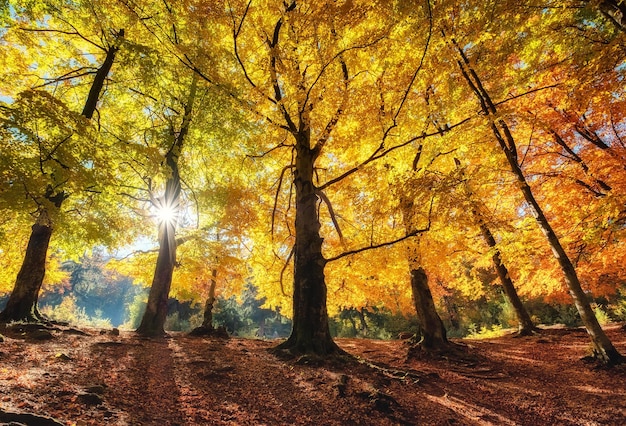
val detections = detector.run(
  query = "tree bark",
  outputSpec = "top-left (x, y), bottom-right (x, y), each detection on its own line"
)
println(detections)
top-left (81, 30), bottom-right (123, 119)
top-left (201, 269), bottom-right (218, 330)
top-left (478, 221), bottom-right (537, 335)
top-left (455, 158), bottom-right (537, 335)
top-left (136, 224), bottom-right (176, 336)
top-left (0, 31), bottom-right (123, 323)
top-left (409, 267), bottom-right (448, 349)
top-left (275, 132), bottom-right (341, 356)
top-left (453, 38), bottom-right (622, 364)
top-left (136, 75), bottom-right (196, 337)
top-left (399, 191), bottom-right (448, 350)
top-left (0, 213), bottom-right (53, 322)
top-left (512, 163), bottom-right (621, 363)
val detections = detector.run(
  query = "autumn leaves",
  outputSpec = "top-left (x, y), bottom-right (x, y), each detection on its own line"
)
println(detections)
top-left (0, 1), bottom-right (624, 363)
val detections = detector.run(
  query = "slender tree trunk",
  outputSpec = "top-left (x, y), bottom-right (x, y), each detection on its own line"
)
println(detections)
top-left (136, 75), bottom-right (196, 337)
top-left (512, 162), bottom-right (621, 363)
top-left (358, 308), bottom-right (368, 335)
top-left (0, 32), bottom-right (123, 323)
top-left (455, 158), bottom-right (537, 334)
top-left (409, 267), bottom-right (448, 348)
top-left (275, 132), bottom-right (340, 356)
top-left (201, 269), bottom-right (218, 330)
top-left (453, 38), bottom-right (622, 364)
top-left (478, 222), bottom-right (537, 335)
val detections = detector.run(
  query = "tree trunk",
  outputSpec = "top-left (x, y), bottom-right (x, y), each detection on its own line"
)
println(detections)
top-left (275, 132), bottom-right (341, 356)
top-left (136, 75), bottom-right (196, 337)
top-left (0, 32), bottom-right (122, 324)
top-left (455, 158), bottom-right (537, 335)
top-left (358, 308), bottom-right (368, 335)
top-left (399, 190), bottom-right (448, 350)
top-left (0, 212), bottom-right (53, 322)
top-left (513, 163), bottom-right (622, 363)
top-left (478, 221), bottom-right (537, 335)
top-left (201, 269), bottom-right (218, 330)
top-left (81, 31), bottom-right (123, 119)
top-left (453, 39), bottom-right (622, 364)
top-left (136, 225), bottom-right (176, 336)
top-left (409, 267), bottom-right (448, 349)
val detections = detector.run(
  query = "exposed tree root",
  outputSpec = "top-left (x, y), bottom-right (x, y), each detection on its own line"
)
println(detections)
top-left (513, 326), bottom-right (542, 337)
top-left (269, 341), bottom-right (353, 367)
top-left (188, 325), bottom-right (229, 338)
top-left (0, 409), bottom-right (65, 426)
top-left (406, 341), bottom-right (485, 366)
top-left (355, 356), bottom-right (436, 383)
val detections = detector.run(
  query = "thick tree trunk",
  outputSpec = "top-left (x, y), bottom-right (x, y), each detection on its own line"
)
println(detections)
top-left (136, 225), bottom-right (176, 336)
top-left (598, 0), bottom-right (626, 32)
top-left (409, 267), bottom-right (448, 349)
top-left (135, 152), bottom-right (181, 337)
top-left (0, 212), bottom-right (53, 322)
top-left (478, 222), bottom-right (537, 335)
top-left (275, 133), bottom-right (340, 356)
top-left (399, 192), bottom-right (448, 350)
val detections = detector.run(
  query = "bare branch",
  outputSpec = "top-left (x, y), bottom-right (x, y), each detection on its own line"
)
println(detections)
top-left (19, 26), bottom-right (107, 52)
top-left (326, 196), bottom-right (434, 264)
top-left (247, 138), bottom-right (292, 158)
top-left (494, 84), bottom-right (561, 107)
top-left (383, 0), bottom-right (433, 143)
top-left (33, 67), bottom-right (98, 88)
top-left (318, 115), bottom-right (474, 190)
top-left (316, 189), bottom-right (343, 243)
top-left (325, 225), bottom-right (429, 264)
top-left (278, 245), bottom-right (294, 297)
top-left (118, 192), bottom-right (151, 203)
top-left (231, 0), bottom-right (257, 89)
top-left (271, 165), bottom-right (295, 238)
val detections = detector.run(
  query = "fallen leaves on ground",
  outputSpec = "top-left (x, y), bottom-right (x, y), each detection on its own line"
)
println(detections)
top-left (0, 324), bottom-right (625, 425)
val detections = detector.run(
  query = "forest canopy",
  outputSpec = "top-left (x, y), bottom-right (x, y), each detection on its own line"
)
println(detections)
top-left (0, 0), bottom-right (625, 362)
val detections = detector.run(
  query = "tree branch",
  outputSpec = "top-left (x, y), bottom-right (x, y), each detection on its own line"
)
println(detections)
top-left (271, 165), bottom-right (295, 238)
top-left (318, 115), bottom-right (474, 190)
top-left (316, 189), bottom-right (344, 243)
top-left (326, 197), bottom-right (434, 264)
top-left (279, 245), bottom-right (294, 297)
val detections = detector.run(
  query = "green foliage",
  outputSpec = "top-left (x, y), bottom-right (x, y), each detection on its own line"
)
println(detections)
top-left (38, 253), bottom-right (146, 327)
top-left (211, 284), bottom-right (292, 337)
top-left (465, 324), bottom-right (508, 340)
top-left (592, 304), bottom-right (611, 326)
top-left (123, 293), bottom-right (147, 330)
top-left (40, 296), bottom-right (112, 328)
top-left (330, 307), bottom-right (419, 340)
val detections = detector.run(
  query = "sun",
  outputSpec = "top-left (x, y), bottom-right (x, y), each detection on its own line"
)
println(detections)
top-left (153, 202), bottom-right (179, 225)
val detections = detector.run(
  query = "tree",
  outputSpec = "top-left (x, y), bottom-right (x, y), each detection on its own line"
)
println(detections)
top-left (135, 75), bottom-right (198, 336)
top-left (454, 159), bottom-right (537, 335)
top-left (224, 0), bottom-right (449, 357)
top-left (449, 32), bottom-right (622, 364)
top-left (0, 3), bottom-right (125, 322)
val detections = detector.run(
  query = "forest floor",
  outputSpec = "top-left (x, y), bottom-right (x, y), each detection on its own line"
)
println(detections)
top-left (0, 323), bottom-right (625, 425)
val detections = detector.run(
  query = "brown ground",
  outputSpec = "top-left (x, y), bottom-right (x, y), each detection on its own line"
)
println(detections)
top-left (0, 324), bottom-right (625, 426)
